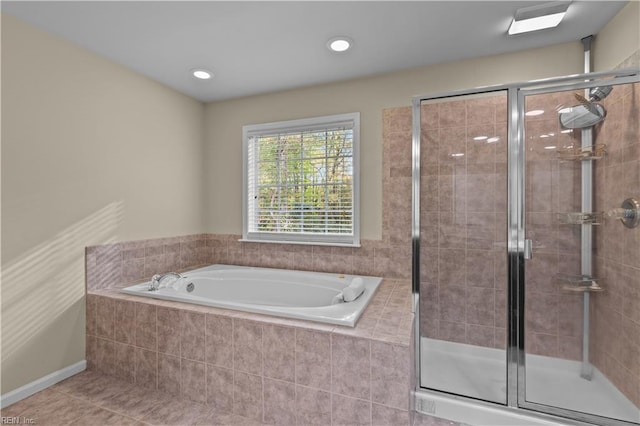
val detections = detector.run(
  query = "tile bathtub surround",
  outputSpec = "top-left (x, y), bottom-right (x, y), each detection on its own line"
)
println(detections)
top-left (80, 107), bottom-right (423, 424)
top-left (86, 235), bottom-right (400, 292)
top-left (86, 277), bottom-right (414, 425)
top-left (85, 234), bottom-right (211, 291)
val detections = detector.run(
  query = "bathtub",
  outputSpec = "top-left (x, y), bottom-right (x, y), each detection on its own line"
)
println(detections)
top-left (121, 264), bottom-right (382, 327)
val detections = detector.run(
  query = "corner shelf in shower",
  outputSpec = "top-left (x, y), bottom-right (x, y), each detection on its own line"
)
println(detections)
top-left (558, 275), bottom-right (604, 293)
top-left (557, 212), bottom-right (604, 225)
top-left (555, 143), bottom-right (606, 161)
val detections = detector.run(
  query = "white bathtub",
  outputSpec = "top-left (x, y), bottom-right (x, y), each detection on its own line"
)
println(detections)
top-left (121, 264), bottom-right (382, 327)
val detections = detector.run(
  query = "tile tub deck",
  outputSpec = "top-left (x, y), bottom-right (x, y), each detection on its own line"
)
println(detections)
top-left (85, 278), bottom-right (415, 425)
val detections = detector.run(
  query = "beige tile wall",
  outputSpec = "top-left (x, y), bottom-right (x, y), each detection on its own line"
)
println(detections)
top-left (592, 81), bottom-right (640, 407)
top-left (414, 95), bottom-right (509, 349)
top-left (413, 89), bottom-right (600, 361)
top-left (410, 75), bottom-right (639, 409)
top-left (86, 235), bottom-right (400, 291)
top-left (85, 234), bottom-right (210, 291)
top-left (523, 91), bottom-right (584, 360)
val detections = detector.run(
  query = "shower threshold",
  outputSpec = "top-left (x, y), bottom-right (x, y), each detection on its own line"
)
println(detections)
top-left (420, 338), bottom-right (639, 424)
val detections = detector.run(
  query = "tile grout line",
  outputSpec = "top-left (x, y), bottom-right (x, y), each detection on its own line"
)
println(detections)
top-left (54, 379), bottom-right (142, 424)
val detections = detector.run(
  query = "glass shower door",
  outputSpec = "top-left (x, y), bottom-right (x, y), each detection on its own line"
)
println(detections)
top-left (520, 77), bottom-right (640, 424)
top-left (418, 90), bottom-right (509, 405)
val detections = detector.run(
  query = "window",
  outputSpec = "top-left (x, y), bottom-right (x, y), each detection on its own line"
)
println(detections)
top-left (242, 112), bottom-right (360, 246)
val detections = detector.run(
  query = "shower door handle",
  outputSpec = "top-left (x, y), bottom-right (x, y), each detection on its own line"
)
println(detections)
top-left (524, 239), bottom-right (533, 260)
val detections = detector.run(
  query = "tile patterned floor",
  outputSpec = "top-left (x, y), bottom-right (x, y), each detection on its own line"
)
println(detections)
top-left (1, 370), bottom-right (457, 426)
top-left (1, 371), bottom-right (261, 426)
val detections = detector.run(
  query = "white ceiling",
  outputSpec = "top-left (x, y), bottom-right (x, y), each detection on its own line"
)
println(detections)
top-left (2, 1), bottom-right (629, 102)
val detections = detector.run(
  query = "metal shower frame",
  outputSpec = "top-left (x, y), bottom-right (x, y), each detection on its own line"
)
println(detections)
top-left (411, 68), bottom-right (640, 426)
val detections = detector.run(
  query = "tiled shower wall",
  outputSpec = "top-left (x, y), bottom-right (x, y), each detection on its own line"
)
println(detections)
top-left (523, 91), bottom-right (584, 360)
top-left (592, 80), bottom-right (640, 407)
top-left (409, 71), bottom-right (639, 407)
top-left (417, 94), bottom-right (510, 349)
top-left (414, 89), bottom-right (590, 359)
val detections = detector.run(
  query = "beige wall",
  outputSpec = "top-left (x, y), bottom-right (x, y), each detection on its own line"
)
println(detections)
top-left (594, 1), bottom-right (640, 71)
top-left (204, 42), bottom-right (584, 239)
top-left (1, 14), bottom-right (205, 393)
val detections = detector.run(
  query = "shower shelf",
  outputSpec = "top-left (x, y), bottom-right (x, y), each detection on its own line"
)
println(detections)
top-left (558, 275), bottom-right (604, 293)
top-left (556, 144), bottom-right (606, 161)
top-left (557, 212), bottom-right (604, 225)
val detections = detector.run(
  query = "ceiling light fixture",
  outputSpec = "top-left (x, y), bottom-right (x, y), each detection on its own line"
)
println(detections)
top-left (191, 69), bottom-right (213, 80)
top-left (525, 109), bottom-right (545, 116)
top-left (508, 1), bottom-right (571, 35)
top-left (487, 137), bottom-right (501, 143)
top-left (473, 136), bottom-right (488, 141)
top-left (327, 37), bottom-right (353, 53)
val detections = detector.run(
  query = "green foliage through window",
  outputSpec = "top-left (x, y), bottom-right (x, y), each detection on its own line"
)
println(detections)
top-left (243, 113), bottom-right (359, 245)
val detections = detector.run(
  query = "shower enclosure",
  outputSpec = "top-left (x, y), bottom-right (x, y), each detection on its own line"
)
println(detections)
top-left (412, 69), bottom-right (640, 426)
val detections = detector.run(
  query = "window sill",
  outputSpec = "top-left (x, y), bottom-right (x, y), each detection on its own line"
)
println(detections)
top-left (238, 238), bottom-right (361, 248)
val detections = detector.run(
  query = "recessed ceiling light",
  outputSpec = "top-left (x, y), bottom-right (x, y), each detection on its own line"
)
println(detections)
top-left (508, 1), bottom-right (571, 35)
top-left (544, 145), bottom-right (557, 150)
top-left (327, 37), bottom-right (353, 53)
top-left (451, 153), bottom-right (465, 157)
top-left (191, 69), bottom-right (213, 80)
top-left (525, 109), bottom-right (545, 116)
top-left (473, 136), bottom-right (488, 141)
top-left (487, 137), bottom-right (501, 143)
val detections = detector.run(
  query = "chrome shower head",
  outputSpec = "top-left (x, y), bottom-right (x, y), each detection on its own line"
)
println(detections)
top-left (559, 104), bottom-right (607, 129)
top-left (558, 86), bottom-right (613, 129)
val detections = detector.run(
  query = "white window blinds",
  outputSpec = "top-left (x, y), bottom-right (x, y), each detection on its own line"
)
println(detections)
top-left (242, 113), bottom-right (360, 246)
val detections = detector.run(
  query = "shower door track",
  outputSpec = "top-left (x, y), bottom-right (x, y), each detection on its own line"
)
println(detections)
top-left (412, 69), bottom-right (640, 426)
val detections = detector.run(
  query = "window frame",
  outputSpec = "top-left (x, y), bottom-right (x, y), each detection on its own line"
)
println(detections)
top-left (241, 112), bottom-right (360, 247)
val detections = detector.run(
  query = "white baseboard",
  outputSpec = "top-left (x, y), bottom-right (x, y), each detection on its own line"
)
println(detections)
top-left (0, 360), bottom-right (86, 409)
